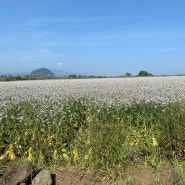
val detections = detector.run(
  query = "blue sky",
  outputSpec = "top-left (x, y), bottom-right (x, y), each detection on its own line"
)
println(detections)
top-left (0, 0), bottom-right (185, 76)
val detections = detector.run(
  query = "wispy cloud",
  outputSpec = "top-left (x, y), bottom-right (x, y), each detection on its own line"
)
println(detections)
top-left (2, 14), bottom-right (185, 51)
top-left (0, 49), bottom-right (66, 63)
top-left (57, 62), bottom-right (63, 67)
top-left (23, 15), bottom-right (129, 25)
top-left (160, 47), bottom-right (176, 52)
top-left (19, 29), bottom-right (185, 49)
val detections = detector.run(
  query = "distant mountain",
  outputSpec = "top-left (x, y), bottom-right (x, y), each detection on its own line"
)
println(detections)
top-left (31, 68), bottom-right (55, 77)
top-left (0, 72), bottom-right (29, 76)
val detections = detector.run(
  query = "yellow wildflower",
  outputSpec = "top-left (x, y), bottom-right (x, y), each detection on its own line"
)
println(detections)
top-left (31, 133), bottom-right (35, 141)
top-left (27, 147), bottom-right (34, 161)
top-left (47, 135), bottom-right (55, 146)
top-left (6, 144), bottom-right (16, 160)
top-left (73, 148), bottom-right (79, 161)
top-left (24, 131), bottom-right (28, 136)
top-left (62, 148), bottom-right (67, 153)
top-left (53, 149), bottom-right (58, 160)
top-left (39, 150), bottom-right (45, 163)
top-left (152, 137), bottom-right (158, 147)
top-left (129, 141), bottom-right (138, 147)
top-left (63, 153), bottom-right (69, 160)
top-left (8, 151), bottom-right (16, 160)
top-left (62, 148), bottom-right (69, 160)
top-left (84, 148), bottom-right (92, 160)
top-left (41, 128), bottom-right (45, 133)
top-left (0, 153), bottom-right (7, 160)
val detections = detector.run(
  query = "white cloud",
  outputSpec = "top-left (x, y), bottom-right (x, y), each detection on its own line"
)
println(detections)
top-left (57, 62), bottom-right (63, 67)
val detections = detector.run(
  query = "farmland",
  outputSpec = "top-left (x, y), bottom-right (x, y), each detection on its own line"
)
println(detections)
top-left (1, 76), bottom-right (185, 106)
top-left (0, 76), bottom-right (185, 183)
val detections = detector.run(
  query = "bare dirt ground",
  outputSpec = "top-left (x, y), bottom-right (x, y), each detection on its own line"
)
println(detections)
top-left (52, 166), bottom-right (175, 185)
top-left (0, 161), bottom-right (181, 185)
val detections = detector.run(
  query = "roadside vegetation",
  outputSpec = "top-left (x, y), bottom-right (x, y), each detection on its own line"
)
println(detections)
top-left (0, 77), bottom-right (185, 183)
top-left (0, 98), bottom-right (185, 181)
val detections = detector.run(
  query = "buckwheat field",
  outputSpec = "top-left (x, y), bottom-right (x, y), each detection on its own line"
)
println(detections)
top-left (0, 76), bottom-right (185, 178)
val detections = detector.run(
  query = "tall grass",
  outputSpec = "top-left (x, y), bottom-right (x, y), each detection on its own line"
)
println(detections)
top-left (0, 98), bottom-right (185, 176)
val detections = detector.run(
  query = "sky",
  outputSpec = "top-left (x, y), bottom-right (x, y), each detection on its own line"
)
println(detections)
top-left (0, 0), bottom-right (185, 76)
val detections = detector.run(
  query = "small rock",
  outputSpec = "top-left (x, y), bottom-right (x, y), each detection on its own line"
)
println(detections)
top-left (7, 163), bottom-right (39, 185)
top-left (0, 176), bottom-right (5, 185)
top-left (31, 170), bottom-right (52, 185)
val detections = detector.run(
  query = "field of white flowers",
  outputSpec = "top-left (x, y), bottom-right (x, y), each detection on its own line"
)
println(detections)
top-left (0, 76), bottom-right (185, 181)
top-left (1, 76), bottom-right (185, 107)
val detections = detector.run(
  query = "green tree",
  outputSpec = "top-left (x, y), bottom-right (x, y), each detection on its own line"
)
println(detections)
top-left (68, 74), bottom-right (77, 78)
top-left (138, 70), bottom-right (152, 76)
top-left (125, 72), bottom-right (132, 77)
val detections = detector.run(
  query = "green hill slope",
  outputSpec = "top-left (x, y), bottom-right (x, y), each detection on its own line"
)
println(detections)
top-left (30, 68), bottom-right (55, 77)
